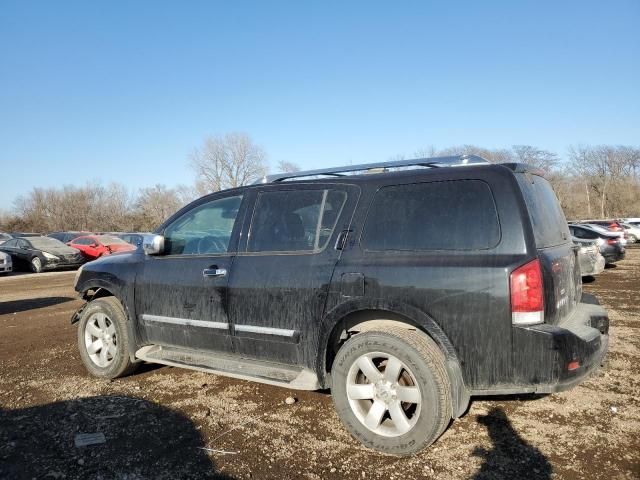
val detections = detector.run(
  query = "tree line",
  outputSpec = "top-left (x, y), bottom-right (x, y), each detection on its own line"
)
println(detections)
top-left (1, 133), bottom-right (638, 234)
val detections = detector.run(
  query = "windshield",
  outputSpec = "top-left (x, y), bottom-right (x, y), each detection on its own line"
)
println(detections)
top-left (96, 235), bottom-right (129, 246)
top-left (28, 237), bottom-right (67, 249)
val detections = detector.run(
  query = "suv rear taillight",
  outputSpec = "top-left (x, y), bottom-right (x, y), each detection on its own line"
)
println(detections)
top-left (607, 238), bottom-right (618, 245)
top-left (510, 259), bottom-right (544, 325)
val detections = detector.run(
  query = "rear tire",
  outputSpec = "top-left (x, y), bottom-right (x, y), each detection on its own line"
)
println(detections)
top-left (331, 326), bottom-right (452, 455)
top-left (30, 257), bottom-right (42, 273)
top-left (629, 234), bottom-right (637, 243)
top-left (77, 297), bottom-right (139, 379)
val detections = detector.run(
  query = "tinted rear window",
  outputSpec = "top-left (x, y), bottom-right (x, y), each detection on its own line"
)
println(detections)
top-left (362, 180), bottom-right (500, 251)
top-left (516, 173), bottom-right (570, 248)
top-left (248, 189), bottom-right (346, 252)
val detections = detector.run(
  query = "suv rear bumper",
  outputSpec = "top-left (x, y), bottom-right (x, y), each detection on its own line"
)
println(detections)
top-left (475, 294), bottom-right (609, 395)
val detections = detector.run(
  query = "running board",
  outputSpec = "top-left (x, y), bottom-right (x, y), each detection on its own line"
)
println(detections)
top-left (135, 345), bottom-right (321, 390)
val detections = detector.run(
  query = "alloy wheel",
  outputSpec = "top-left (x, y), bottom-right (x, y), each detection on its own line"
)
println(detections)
top-left (346, 352), bottom-right (422, 437)
top-left (84, 312), bottom-right (117, 367)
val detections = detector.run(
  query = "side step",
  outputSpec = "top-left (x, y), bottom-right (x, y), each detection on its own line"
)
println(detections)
top-left (135, 345), bottom-right (321, 390)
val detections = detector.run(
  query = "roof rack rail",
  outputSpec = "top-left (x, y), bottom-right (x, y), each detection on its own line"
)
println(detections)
top-left (255, 154), bottom-right (490, 184)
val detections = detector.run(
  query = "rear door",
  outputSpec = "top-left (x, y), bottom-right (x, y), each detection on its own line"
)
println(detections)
top-left (515, 173), bottom-right (580, 325)
top-left (227, 184), bottom-right (358, 366)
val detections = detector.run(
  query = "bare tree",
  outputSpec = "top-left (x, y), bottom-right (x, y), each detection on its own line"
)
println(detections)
top-left (567, 145), bottom-right (640, 218)
top-left (413, 146), bottom-right (438, 158)
top-left (136, 184), bottom-right (183, 231)
top-left (512, 145), bottom-right (558, 172)
top-left (276, 160), bottom-right (301, 173)
top-left (190, 132), bottom-right (268, 193)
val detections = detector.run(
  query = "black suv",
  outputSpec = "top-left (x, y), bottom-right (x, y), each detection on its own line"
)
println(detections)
top-left (72, 155), bottom-right (609, 455)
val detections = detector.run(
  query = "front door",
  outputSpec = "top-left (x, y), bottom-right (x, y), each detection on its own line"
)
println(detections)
top-left (135, 193), bottom-right (247, 353)
top-left (228, 184), bottom-right (358, 366)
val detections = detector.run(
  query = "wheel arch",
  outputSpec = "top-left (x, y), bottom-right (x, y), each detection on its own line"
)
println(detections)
top-left (318, 300), bottom-right (470, 418)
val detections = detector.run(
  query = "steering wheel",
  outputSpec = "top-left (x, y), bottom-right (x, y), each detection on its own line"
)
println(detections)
top-left (197, 236), bottom-right (226, 254)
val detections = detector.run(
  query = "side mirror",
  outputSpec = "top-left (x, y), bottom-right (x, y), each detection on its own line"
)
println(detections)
top-left (142, 234), bottom-right (164, 255)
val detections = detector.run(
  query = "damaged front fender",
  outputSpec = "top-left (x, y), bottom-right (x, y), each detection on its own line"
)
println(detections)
top-left (70, 302), bottom-right (88, 324)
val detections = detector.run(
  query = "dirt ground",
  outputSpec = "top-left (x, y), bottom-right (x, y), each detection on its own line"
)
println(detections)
top-left (1, 250), bottom-right (638, 480)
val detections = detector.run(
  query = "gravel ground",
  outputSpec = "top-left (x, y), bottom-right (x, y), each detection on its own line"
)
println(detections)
top-left (0, 249), bottom-right (638, 479)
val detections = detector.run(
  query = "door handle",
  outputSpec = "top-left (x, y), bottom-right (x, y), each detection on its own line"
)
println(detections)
top-left (335, 229), bottom-right (352, 250)
top-left (203, 267), bottom-right (227, 278)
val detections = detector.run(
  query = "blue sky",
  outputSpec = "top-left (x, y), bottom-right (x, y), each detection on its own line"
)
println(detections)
top-left (1, 0), bottom-right (638, 208)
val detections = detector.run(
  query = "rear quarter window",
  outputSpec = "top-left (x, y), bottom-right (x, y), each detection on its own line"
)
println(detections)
top-left (362, 180), bottom-right (501, 251)
top-left (516, 173), bottom-right (570, 248)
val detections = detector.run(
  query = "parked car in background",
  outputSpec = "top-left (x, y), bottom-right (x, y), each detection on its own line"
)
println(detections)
top-left (68, 234), bottom-right (136, 260)
top-left (72, 156), bottom-right (609, 455)
top-left (0, 251), bottom-right (12, 274)
top-left (573, 238), bottom-right (605, 276)
top-left (584, 223), bottom-right (627, 246)
top-left (0, 236), bottom-right (85, 273)
top-left (619, 223), bottom-right (640, 243)
top-left (584, 219), bottom-right (624, 232)
top-left (9, 232), bottom-right (41, 237)
top-left (117, 232), bottom-right (149, 247)
top-left (48, 231), bottom-right (93, 244)
top-left (0, 232), bottom-right (12, 245)
top-left (569, 224), bottom-right (625, 264)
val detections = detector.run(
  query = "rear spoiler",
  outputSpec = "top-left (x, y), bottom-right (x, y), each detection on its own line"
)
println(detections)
top-left (499, 163), bottom-right (547, 177)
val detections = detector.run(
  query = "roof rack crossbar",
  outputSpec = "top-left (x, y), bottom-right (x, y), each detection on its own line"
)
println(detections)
top-left (256, 155), bottom-right (489, 184)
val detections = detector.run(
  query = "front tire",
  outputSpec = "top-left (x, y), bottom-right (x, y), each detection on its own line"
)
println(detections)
top-left (30, 257), bottom-right (42, 273)
top-left (331, 326), bottom-right (452, 455)
top-left (77, 297), bottom-right (138, 379)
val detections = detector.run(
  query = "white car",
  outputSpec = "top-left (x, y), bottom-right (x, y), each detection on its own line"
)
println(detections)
top-left (620, 223), bottom-right (640, 243)
top-left (0, 251), bottom-right (12, 274)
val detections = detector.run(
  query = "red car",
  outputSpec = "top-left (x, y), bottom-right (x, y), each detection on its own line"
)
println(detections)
top-left (67, 235), bottom-right (136, 260)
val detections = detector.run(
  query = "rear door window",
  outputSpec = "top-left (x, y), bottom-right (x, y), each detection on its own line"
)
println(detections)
top-left (516, 173), bottom-right (570, 248)
top-left (247, 189), bottom-right (347, 253)
top-left (362, 180), bottom-right (500, 251)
